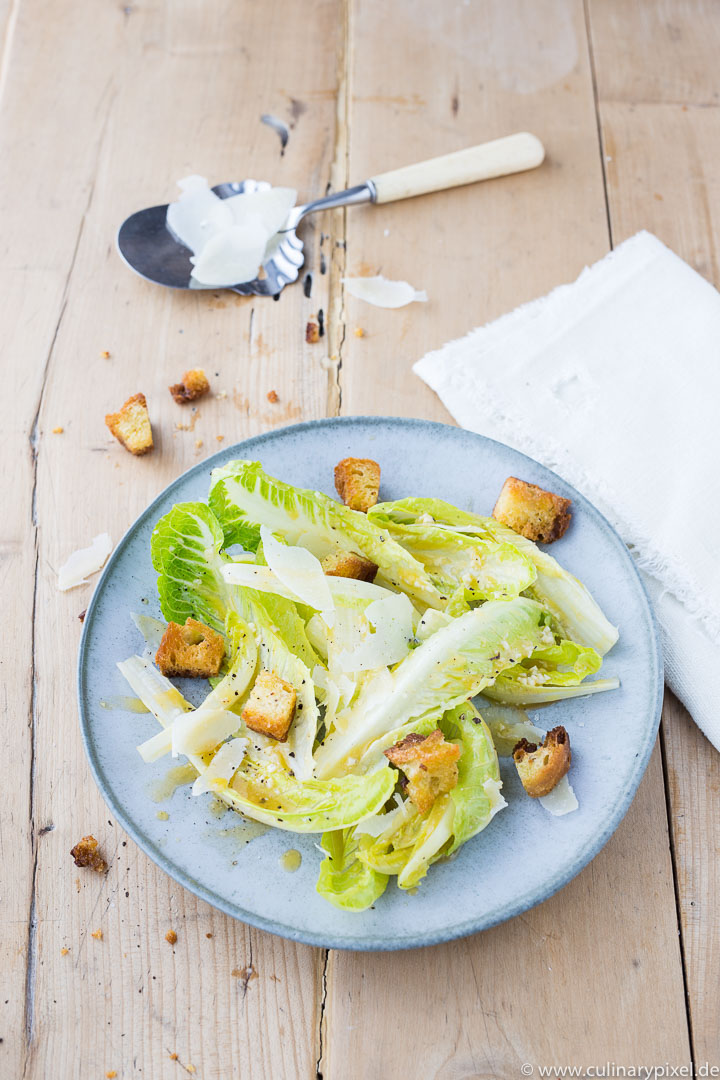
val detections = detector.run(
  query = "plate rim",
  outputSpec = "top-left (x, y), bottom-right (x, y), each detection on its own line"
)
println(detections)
top-left (77, 415), bottom-right (664, 951)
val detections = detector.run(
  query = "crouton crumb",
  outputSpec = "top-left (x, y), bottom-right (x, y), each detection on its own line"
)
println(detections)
top-left (70, 835), bottom-right (107, 873)
top-left (385, 729), bottom-right (461, 815)
top-left (305, 320), bottom-right (320, 344)
top-left (195, 439), bottom-right (203, 449)
top-left (105, 393), bottom-right (153, 456)
top-left (165, 929), bottom-right (177, 945)
top-left (334, 457), bottom-right (381, 513)
top-left (242, 669), bottom-right (297, 741)
top-left (493, 477), bottom-right (571, 544)
top-left (216, 434), bottom-right (225, 442)
top-left (52, 426), bottom-right (64, 434)
top-left (187, 1066), bottom-right (196, 1074)
top-left (206, 933), bottom-right (213, 939)
top-left (169, 1053), bottom-right (179, 1060)
top-left (321, 550), bottom-right (378, 582)
top-left (106, 1072), bottom-right (117, 1078)
top-left (101, 350), bottom-right (111, 359)
top-left (60, 947), bottom-right (69, 956)
top-left (155, 618), bottom-right (225, 679)
top-left (267, 390), bottom-right (279, 404)
top-left (91, 929), bottom-right (103, 940)
top-left (169, 368), bottom-right (210, 405)
top-left (513, 726), bottom-right (571, 797)
top-left (78, 609), bottom-right (87, 623)
top-left (353, 327), bottom-right (365, 338)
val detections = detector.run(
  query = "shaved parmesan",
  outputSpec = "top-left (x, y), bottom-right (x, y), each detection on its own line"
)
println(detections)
top-left (166, 175), bottom-right (233, 256)
top-left (58, 533), bottom-right (112, 591)
top-left (192, 738), bottom-right (249, 796)
top-left (260, 525), bottom-right (334, 624)
top-left (137, 726), bottom-right (173, 764)
top-left (172, 707), bottom-right (244, 757)
top-left (130, 612), bottom-right (166, 658)
top-left (415, 608), bottom-right (453, 643)
top-left (342, 274), bottom-right (428, 309)
top-left (190, 219), bottom-right (268, 287)
top-left (479, 704), bottom-right (545, 757)
top-left (335, 592), bottom-right (414, 672)
top-left (166, 176), bottom-right (297, 288)
top-left (539, 776), bottom-right (578, 816)
top-left (482, 777), bottom-right (508, 819)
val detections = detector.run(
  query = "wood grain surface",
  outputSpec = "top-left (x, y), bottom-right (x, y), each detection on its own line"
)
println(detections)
top-left (3, 0), bottom-right (716, 1076)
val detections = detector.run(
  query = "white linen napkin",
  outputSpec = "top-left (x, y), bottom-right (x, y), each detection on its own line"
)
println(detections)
top-left (414, 231), bottom-right (720, 750)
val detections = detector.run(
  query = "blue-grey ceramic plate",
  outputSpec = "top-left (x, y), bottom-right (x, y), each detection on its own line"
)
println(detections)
top-left (78, 417), bottom-right (662, 950)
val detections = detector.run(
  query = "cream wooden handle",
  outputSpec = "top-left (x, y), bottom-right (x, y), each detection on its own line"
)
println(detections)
top-left (369, 132), bottom-right (545, 204)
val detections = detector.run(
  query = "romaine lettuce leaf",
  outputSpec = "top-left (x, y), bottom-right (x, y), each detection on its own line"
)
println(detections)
top-left (151, 501), bottom-right (233, 636)
top-left (369, 497), bottom-right (618, 655)
top-left (439, 701), bottom-right (504, 853)
top-left (316, 828), bottom-right (389, 910)
top-left (209, 460), bottom-right (443, 610)
top-left (213, 752), bottom-right (397, 832)
top-left (368, 502), bottom-right (536, 601)
top-left (314, 596), bottom-right (548, 779)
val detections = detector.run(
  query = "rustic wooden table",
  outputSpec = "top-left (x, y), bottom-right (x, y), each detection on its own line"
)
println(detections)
top-left (6, 1), bottom-right (719, 1076)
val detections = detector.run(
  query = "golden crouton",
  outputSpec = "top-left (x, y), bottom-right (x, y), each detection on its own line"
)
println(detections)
top-left (493, 476), bottom-right (571, 543)
top-left (384, 729), bottom-right (461, 815)
top-left (513, 726), bottom-right (571, 797)
top-left (70, 835), bottom-right (107, 873)
top-left (321, 550), bottom-right (378, 582)
top-left (155, 618), bottom-right (226, 678)
top-left (241, 669), bottom-right (297, 742)
top-left (334, 457), bottom-right (381, 513)
top-left (169, 368), bottom-right (210, 404)
top-left (105, 393), bottom-right (153, 455)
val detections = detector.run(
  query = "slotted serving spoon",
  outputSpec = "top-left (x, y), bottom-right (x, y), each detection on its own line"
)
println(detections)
top-left (117, 132), bottom-right (544, 297)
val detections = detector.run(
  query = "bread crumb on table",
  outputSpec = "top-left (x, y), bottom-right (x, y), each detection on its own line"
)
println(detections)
top-left (100, 350), bottom-right (111, 359)
top-left (52, 426), bottom-right (64, 434)
top-left (106, 1071), bottom-right (117, 1078)
top-left (105, 393), bottom-right (153, 455)
top-left (169, 368), bottom-right (210, 404)
top-left (353, 327), bottom-right (365, 337)
top-left (266, 390), bottom-right (279, 403)
top-left (165, 929), bottom-right (178, 945)
top-left (91, 929), bottom-right (103, 941)
top-left (195, 439), bottom-right (203, 449)
top-left (70, 835), bottom-right (107, 873)
top-left (216, 434), bottom-right (224, 442)
top-left (305, 319), bottom-right (320, 344)
top-left (60, 947), bottom-right (69, 956)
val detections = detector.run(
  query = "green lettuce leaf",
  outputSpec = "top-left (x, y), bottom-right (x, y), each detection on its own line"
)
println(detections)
top-left (439, 701), bottom-right (503, 853)
top-left (215, 753), bottom-right (397, 832)
top-left (369, 501), bottom-right (536, 601)
top-left (314, 595), bottom-right (548, 779)
top-left (369, 497), bottom-right (618, 655)
top-left (209, 460), bottom-right (443, 610)
top-left (316, 828), bottom-right (389, 910)
top-left (151, 502), bottom-right (234, 636)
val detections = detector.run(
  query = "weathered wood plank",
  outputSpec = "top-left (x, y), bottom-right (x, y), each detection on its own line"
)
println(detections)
top-left (324, 0), bottom-right (692, 1073)
top-left (16, 0), bottom-right (342, 1076)
top-left (593, 89), bottom-right (720, 1063)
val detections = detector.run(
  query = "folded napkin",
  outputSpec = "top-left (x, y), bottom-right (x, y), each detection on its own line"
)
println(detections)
top-left (415, 231), bottom-right (720, 750)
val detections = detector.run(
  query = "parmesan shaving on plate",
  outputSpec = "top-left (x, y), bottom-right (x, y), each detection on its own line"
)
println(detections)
top-left (192, 738), bottom-right (249, 797)
top-left (260, 525), bottom-right (335, 625)
top-left (342, 274), bottom-right (428, 309)
top-left (538, 776), bottom-right (579, 816)
top-left (58, 533), bottom-right (112, 591)
top-left (166, 176), bottom-right (296, 288)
